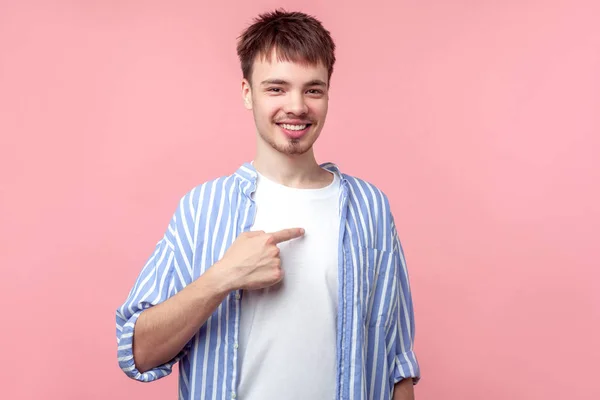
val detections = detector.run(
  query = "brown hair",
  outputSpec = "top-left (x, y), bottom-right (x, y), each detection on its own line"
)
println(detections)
top-left (236, 9), bottom-right (336, 85)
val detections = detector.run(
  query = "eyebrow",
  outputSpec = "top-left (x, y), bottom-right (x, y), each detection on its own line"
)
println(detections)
top-left (306, 79), bottom-right (327, 87)
top-left (260, 79), bottom-right (287, 86)
top-left (260, 79), bottom-right (327, 87)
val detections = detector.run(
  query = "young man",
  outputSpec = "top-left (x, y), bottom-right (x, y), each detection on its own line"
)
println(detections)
top-left (116, 9), bottom-right (421, 400)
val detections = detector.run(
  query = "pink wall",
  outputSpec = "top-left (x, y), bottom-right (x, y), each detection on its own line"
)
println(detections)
top-left (1, 1), bottom-right (598, 399)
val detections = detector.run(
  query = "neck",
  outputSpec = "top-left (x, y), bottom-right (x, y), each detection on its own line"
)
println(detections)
top-left (253, 137), bottom-right (331, 189)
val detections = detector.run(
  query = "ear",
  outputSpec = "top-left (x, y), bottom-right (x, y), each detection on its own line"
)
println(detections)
top-left (241, 78), bottom-right (252, 110)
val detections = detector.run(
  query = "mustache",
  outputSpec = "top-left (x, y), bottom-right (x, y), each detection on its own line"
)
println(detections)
top-left (273, 118), bottom-right (315, 124)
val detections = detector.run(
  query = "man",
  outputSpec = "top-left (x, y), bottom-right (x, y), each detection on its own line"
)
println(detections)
top-left (116, 9), bottom-right (420, 400)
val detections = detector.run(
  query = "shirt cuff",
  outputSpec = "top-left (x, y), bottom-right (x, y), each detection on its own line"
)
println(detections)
top-left (391, 350), bottom-right (421, 385)
top-left (117, 310), bottom-right (175, 382)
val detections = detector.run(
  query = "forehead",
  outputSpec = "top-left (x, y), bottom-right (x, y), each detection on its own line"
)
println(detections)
top-left (251, 48), bottom-right (328, 85)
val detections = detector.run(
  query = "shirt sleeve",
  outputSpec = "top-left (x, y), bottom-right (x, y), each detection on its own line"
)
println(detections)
top-left (115, 195), bottom-right (195, 382)
top-left (386, 215), bottom-right (421, 388)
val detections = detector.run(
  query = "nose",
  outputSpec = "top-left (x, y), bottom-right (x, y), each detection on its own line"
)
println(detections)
top-left (282, 91), bottom-right (308, 116)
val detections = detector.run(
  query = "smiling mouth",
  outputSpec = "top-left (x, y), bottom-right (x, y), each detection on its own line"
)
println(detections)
top-left (275, 122), bottom-right (313, 139)
top-left (276, 123), bottom-right (312, 131)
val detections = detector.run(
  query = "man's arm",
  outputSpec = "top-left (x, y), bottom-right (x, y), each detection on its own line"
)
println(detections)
top-left (393, 378), bottom-right (415, 400)
top-left (385, 210), bottom-right (421, 395)
top-left (132, 227), bottom-right (304, 372)
top-left (116, 204), bottom-right (305, 378)
top-left (131, 265), bottom-right (231, 373)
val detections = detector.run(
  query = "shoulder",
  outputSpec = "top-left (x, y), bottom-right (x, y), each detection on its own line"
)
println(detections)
top-left (181, 174), bottom-right (238, 202)
top-left (323, 162), bottom-right (392, 213)
top-left (334, 168), bottom-right (397, 251)
top-left (171, 172), bottom-right (243, 221)
top-left (341, 173), bottom-right (393, 217)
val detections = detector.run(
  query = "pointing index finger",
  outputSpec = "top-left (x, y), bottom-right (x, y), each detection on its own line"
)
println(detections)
top-left (269, 228), bottom-right (305, 244)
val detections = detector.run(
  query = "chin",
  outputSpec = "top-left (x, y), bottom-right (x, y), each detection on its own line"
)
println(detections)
top-left (272, 134), bottom-right (314, 154)
top-left (259, 123), bottom-right (322, 155)
top-left (273, 141), bottom-right (313, 156)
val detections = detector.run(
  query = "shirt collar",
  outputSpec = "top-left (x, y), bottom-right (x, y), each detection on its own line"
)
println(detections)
top-left (234, 161), bottom-right (347, 197)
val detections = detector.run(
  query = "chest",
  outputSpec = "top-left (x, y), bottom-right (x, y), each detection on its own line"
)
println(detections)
top-left (189, 190), bottom-right (392, 327)
top-left (252, 193), bottom-right (341, 296)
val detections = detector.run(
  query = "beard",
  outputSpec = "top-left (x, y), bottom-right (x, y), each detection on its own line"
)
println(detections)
top-left (258, 125), bottom-right (316, 155)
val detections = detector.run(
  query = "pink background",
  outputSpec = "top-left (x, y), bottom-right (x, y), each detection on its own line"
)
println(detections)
top-left (1, 0), bottom-right (599, 399)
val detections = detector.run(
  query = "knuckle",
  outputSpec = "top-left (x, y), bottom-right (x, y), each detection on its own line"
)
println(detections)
top-left (265, 234), bottom-right (275, 245)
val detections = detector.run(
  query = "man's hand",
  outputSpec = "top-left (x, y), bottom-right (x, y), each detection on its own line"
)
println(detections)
top-left (130, 227), bottom-right (304, 373)
top-left (393, 378), bottom-right (415, 400)
top-left (216, 228), bottom-right (305, 291)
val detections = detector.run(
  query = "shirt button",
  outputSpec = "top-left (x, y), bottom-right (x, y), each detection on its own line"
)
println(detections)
top-left (231, 392), bottom-right (236, 399)
top-left (235, 292), bottom-right (241, 300)
top-left (234, 342), bottom-right (239, 349)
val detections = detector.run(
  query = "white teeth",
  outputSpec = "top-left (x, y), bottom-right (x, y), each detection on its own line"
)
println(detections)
top-left (281, 123), bottom-right (308, 131)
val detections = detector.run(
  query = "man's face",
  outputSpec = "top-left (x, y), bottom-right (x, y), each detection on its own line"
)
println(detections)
top-left (242, 51), bottom-right (329, 156)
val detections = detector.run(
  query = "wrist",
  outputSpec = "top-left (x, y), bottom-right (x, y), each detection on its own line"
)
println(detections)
top-left (203, 260), bottom-right (239, 295)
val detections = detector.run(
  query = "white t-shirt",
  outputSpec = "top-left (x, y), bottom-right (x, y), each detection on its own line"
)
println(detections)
top-left (237, 168), bottom-right (341, 400)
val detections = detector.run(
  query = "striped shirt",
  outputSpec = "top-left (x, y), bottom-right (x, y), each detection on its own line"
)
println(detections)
top-left (116, 162), bottom-right (421, 400)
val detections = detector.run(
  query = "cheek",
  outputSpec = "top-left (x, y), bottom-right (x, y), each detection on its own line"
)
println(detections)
top-left (308, 100), bottom-right (328, 117)
top-left (256, 98), bottom-right (283, 120)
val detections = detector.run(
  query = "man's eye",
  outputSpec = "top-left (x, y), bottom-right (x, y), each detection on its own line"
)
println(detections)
top-left (267, 88), bottom-right (283, 93)
top-left (307, 89), bottom-right (323, 95)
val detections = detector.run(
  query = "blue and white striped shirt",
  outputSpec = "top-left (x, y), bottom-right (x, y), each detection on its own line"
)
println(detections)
top-left (116, 162), bottom-right (420, 400)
